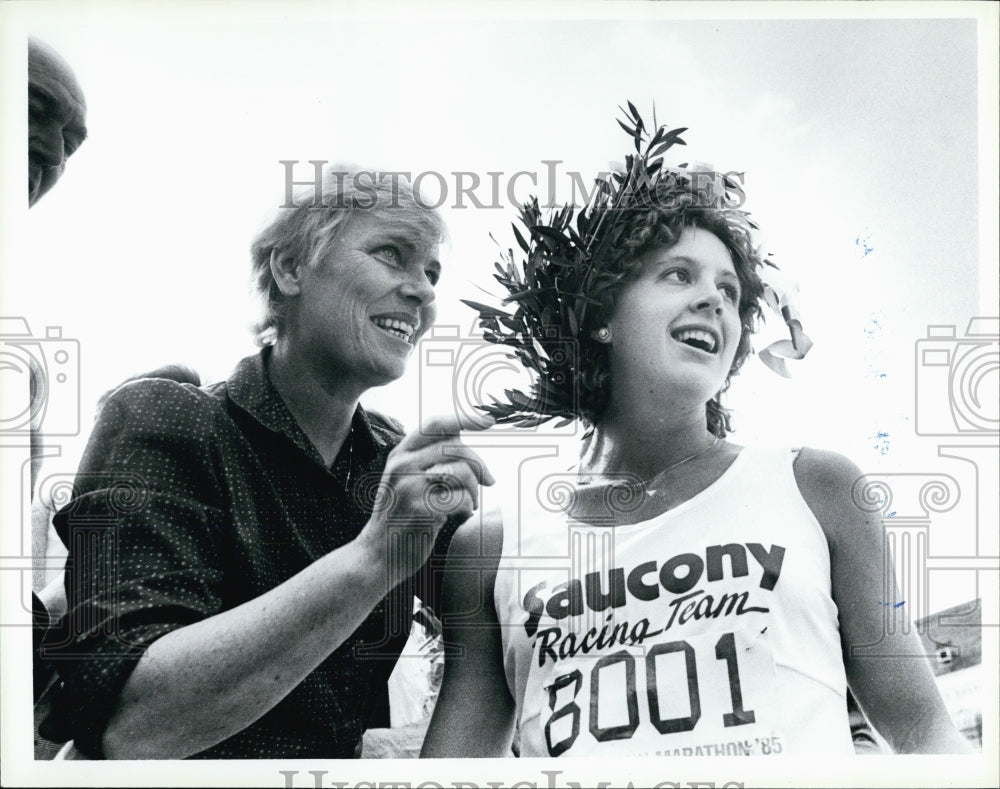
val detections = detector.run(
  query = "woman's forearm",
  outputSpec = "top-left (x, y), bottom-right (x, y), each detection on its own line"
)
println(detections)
top-left (102, 536), bottom-right (390, 759)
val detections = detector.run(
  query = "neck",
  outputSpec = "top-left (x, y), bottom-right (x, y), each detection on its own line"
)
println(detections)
top-left (267, 337), bottom-right (361, 466)
top-left (582, 395), bottom-right (716, 481)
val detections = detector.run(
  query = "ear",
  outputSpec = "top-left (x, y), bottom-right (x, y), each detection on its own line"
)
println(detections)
top-left (269, 248), bottom-right (303, 297)
top-left (591, 327), bottom-right (612, 343)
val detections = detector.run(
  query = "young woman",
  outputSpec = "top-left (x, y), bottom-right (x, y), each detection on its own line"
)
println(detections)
top-left (420, 108), bottom-right (971, 758)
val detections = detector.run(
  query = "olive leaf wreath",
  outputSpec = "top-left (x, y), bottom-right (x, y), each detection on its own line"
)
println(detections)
top-left (462, 102), bottom-right (752, 428)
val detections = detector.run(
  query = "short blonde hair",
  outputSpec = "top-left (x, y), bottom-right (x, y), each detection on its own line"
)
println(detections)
top-left (250, 166), bottom-right (445, 344)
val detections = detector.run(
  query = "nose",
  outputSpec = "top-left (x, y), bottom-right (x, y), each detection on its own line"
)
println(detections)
top-left (691, 286), bottom-right (724, 315)
top-left (32, 123), bottom-right (66, 168)
top-left (399, 268), bottom-right (436, 308)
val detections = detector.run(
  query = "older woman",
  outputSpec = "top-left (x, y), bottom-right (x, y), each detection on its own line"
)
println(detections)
top-left (42, 168), bottom-right (493, 759)
top-left (421, 108), bottom-right (970, 758)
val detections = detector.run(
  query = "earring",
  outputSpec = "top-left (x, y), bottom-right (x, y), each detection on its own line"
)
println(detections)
top-left (595, 327), bottom-right (612, 342)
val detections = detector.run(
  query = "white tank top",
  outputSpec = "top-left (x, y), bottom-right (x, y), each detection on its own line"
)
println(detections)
top-left (493, 446), bottom-right (853, 757)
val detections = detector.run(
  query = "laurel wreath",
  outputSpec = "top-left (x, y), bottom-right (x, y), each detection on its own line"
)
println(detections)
top-left (462, 102), bottom-right (754, 427)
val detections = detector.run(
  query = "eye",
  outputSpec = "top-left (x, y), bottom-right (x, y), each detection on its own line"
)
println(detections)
top-left (425, 267), bottom-right (440, 287)
top-left (28, 91), bottom-right (51, 118)
top-left (719, 282), bottom-right (741, 303)
top-left (371, 245), bottom-right (403, 266)
top-left (661, 267), bottom-right (690, 283)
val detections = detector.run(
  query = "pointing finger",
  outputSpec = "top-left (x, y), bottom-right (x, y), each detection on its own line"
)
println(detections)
top-left (402, 442), bottom-right (495, 487)
top-left (404, 411), bottom-right (495, 451)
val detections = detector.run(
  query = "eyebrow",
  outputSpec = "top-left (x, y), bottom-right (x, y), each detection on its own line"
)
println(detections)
top-left (29, 84), bottom-right (67, 112)
top-left (652, 253), bottom-right (741, 285)
top-left (29, 84), bottom-right (87, 136)
top-left (29, 86), bottom-right (61, 116)
top-left (376, 232), bottom-right (418, 256)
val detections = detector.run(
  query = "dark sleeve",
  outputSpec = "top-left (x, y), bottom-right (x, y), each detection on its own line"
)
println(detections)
top-left (44, 380), bottom-right (227, 757)
top-left (418, 514), bottom-right (463, 617)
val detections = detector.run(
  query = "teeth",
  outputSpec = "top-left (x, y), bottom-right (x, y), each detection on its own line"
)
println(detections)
top-left (373, 317), bottom-right (415, 342)
top-left (673, 329), bottom-right (718, 353)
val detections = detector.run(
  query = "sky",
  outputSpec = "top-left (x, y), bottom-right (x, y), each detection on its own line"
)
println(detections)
top-left (1, 2), bottom-right (997, 786)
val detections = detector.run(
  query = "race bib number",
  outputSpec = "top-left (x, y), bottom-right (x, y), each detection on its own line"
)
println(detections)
top-left (540, 628), bottom-right (784, 756)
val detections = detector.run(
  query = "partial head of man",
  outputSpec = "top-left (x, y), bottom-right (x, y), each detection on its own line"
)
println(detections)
top-left (28, 37), bottom-right (88, 207)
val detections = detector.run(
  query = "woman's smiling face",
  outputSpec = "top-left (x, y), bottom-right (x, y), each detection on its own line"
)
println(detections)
top-left (604, 226), bottom-right (743, 410)
top-left (288, 211), bottom-right (441, 390)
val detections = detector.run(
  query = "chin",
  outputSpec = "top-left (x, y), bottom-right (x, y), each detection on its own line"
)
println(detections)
top-left (368, 363), bottom-right (410, 388)
top-left (29, 179), bottom-right (54, 207)
top-left (665, 374), bottom-right (727, 407)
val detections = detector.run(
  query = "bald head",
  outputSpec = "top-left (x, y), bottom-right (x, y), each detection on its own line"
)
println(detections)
top-left (28, 38), bottom-right (87, 207)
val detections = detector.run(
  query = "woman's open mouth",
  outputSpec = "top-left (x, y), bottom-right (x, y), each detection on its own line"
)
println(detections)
top-left (671, 327), bottom-right (719, 354)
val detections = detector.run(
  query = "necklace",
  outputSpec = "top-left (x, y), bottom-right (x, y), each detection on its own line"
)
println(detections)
top-left (580, 436), bottom-right (721, 493)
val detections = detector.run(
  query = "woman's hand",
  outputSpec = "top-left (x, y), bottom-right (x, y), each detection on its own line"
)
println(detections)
top-left (359, 413), bottom-right (495, 586)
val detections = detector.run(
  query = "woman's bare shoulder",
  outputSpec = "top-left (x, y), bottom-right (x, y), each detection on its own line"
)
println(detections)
top-left (446, 507), bottom-right (504, 562)
top-left (792, 447), bottom-right (875, 542)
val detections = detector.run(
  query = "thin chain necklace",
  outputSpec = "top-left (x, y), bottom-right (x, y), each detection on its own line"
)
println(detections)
top-left (580, 436), bottom-right (720, 493)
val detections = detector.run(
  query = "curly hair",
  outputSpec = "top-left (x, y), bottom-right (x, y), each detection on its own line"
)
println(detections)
top-left (577, 189), bottom-right (766, 435)
top-left (465, 108), bottom-right (770, 437)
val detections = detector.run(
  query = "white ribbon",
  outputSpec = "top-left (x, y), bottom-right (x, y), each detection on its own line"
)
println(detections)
top-left (758, 264), bottom-right (813, 378)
